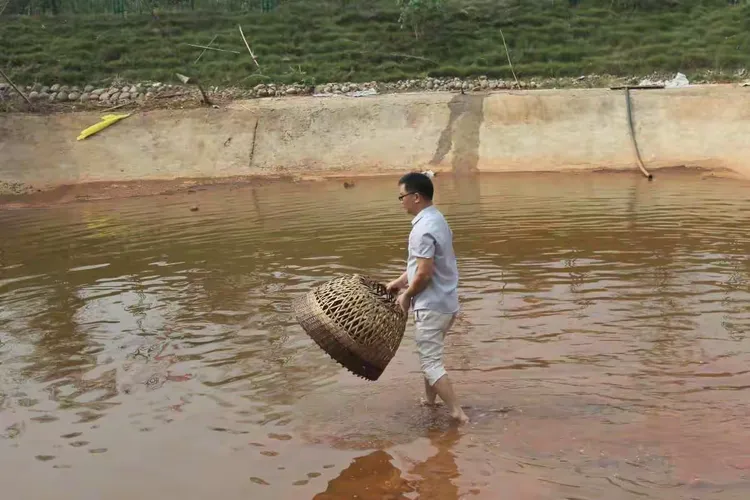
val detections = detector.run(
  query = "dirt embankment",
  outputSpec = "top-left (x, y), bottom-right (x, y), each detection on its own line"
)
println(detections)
top-left (1, 84), bottom-right (749, 206)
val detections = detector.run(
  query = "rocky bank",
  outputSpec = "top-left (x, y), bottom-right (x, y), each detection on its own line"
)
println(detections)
top-left (2, 71), bottom-right (747, 112)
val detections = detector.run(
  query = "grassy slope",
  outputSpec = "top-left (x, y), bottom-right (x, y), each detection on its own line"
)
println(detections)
top-left (0, 0), bottom-right (749, 87)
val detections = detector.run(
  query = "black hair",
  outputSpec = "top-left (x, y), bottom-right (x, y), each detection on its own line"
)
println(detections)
top-left (398, 172), bottom-right (434, 201)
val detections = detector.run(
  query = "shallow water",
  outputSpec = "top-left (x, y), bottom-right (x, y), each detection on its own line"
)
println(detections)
top-left (1, 170), bottom-right (750, 499)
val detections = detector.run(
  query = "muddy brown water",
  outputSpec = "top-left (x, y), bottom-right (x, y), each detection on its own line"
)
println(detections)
top-left (1, 170), bottom-right (750, 499)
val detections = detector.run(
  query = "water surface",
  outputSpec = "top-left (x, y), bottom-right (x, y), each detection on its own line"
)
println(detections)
top-left (1, 170), bottom-right (750, 499)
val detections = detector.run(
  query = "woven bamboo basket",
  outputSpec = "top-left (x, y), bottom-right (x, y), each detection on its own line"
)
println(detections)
top-left (291, 274), bottom-right (408, 381)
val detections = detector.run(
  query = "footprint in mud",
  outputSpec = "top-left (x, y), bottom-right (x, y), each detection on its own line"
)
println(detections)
top-left (463, 405), bottom-right (514, 424)
top-left (293, 480), bottom-right (308, 486)
top-left (250, 477), bottom-right (270, 486)
top-left (70, 441), bottom-right (89, 448)
top-left (89, 448), bottom-right (108, 454)
top-left (61, 432), bottom-right (83, 439)
top-left (260, 451), bottom-right (279, 457)
top-left (74, 411), bottom-right (104, 424)
top-left (30, 415), bottom-right (58, 423)
top-left (35, 455), bottom-right (56, 461)
top-left (268, 433), bottom-right (292, 441)
top-left (307, 472), bottom-right (321, 478)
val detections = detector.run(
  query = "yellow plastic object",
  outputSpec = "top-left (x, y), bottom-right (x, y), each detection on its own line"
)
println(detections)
top-left (76, 113), bottom-right (132, 141)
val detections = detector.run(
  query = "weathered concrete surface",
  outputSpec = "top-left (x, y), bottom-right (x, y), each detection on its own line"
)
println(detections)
top-left (1, 85), bottom-right (749, 194)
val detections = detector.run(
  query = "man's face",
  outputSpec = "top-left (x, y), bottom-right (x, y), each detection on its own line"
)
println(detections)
top-left (398, 183), bottom-right (419, 215)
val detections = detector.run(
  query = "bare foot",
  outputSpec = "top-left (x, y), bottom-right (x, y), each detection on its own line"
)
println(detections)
top-left (420, 397), bottom-right (443, 407)
top-left (450, 407), bottom-right (470, 425)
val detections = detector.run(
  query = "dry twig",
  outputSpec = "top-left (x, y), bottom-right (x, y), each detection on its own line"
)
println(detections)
top-left (238, 25), bottom-right (260, 69)
top-left (185, 43), bottom-right (240, 54)
top-left (0, 67), bottom-right (33, 109)
top-left (194, 35), bottom-right (218, 64)
top-left (356, 51), bottom-right (436, 64)
top-left (499, 29), bottom-right (520, 88)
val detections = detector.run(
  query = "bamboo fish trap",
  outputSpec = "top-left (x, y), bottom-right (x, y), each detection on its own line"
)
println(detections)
top-left (291, 274), bottom-right (408, 381)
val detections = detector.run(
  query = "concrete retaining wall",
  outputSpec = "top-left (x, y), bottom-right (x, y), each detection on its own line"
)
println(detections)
top-left (1, 85), bottom-right (749, 193)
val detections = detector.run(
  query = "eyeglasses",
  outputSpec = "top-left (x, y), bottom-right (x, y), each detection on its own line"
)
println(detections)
top-left (398, 192), bottom-right (416, 201)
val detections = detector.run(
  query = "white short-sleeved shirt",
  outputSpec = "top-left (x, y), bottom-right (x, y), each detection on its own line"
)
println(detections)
top-left (406, 205), bottom-right (460, 314)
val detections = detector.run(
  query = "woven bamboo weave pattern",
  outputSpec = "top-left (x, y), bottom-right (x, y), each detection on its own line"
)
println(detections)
top-left (291, 274), bottom-right (407, 381)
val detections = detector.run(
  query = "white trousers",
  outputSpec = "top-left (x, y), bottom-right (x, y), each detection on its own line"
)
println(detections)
top-left (413, 309), bottom-right (457, 386)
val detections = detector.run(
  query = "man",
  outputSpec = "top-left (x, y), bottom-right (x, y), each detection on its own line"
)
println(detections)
top-left (387, 172), bottom-right (469, 424)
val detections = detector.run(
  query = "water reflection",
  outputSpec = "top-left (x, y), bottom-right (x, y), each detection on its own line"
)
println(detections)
top-left (1, 170), bottom-right (750, 498)
top-left (314, 428), bottom-right (461, 500)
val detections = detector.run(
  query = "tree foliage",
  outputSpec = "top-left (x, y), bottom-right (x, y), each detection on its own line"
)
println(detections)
top-left (396, 0), bottom-right (444, 39)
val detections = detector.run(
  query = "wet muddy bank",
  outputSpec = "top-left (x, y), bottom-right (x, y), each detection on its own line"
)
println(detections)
top-left (1, 167), bottom-right (744, 210)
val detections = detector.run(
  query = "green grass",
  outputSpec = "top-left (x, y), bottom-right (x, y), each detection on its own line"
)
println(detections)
top-left (0, 0), bottom-right (748, 87)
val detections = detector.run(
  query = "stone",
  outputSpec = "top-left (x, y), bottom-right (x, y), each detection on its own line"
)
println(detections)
top-left (28, 91), bottom-right (40, 100)
top-left (31, 83), bottom-right (42, 92)
top-left (71, 86), bottom-right (80, 92)
top-left (91, 88), bottom-right (105, 96)
top-left (99, 93), bottom-right (110, 102)
top-left (49, 93), bottom-right (57, 101)
top-left (68, 92), bottom-right (80, 101)
top-left (84, 85), bottom-right (94, 93)
top-left (60, 85), bottom-right (70, 93)
top-left (56, 92), bottom-right (68, 101)
top-left (51, 84), bottom-right (60, 92)
top-left (39, 92), bottom-right (49, 99)
top-left (130, 92), bottom-right (138, 100)
top-left (341, 85), bottom-right (350, 93)
top-left (81, 93), bottom-right (90, 102)
top-left (145, 92), bottom-right (153, 99)
top-left (137, 93), bottom-right (145, 100)
top-left (109, 92), bottom-right (121, 101)
top-left (285, 87), bottom-right (297, 95)
top-left (41, 86), bottom-right (50, 93)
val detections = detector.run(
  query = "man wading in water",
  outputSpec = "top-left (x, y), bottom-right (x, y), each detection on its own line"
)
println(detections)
top-left (387, 172), bottom-right (470, 425)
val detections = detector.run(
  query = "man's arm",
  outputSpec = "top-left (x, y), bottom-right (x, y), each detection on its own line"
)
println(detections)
top-left (403, 257), bottom-right (434, 300)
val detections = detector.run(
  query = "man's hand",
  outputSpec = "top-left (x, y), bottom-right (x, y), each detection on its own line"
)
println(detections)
top-left (397, 291), bottom-right (411, 315)
top-left (386, 279), bottom-right (402, 294)
top-left (386, 271), bottom-right (408, 295)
